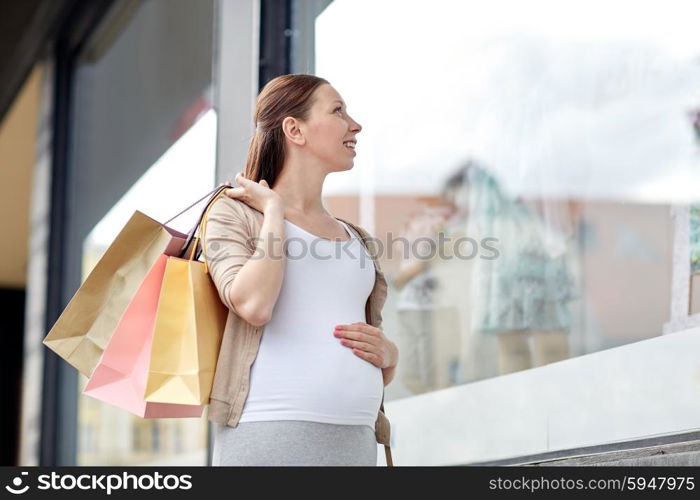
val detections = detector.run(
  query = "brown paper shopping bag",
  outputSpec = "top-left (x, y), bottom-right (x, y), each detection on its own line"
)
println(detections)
top-left (43, 185), bottom-right (229, 377)
top-left (143, 186), bottom-right (229, 405)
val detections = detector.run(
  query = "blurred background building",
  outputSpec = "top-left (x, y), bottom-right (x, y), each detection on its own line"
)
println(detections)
top-left (2, 0), bottom-right (700, 466)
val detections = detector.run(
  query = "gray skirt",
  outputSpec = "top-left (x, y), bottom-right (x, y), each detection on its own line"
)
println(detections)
top-left (211, 420), bottom-right (377, 466)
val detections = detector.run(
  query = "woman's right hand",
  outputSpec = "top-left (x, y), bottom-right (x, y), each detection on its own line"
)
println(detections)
top-left (224, 171), bottom-right (284, 214)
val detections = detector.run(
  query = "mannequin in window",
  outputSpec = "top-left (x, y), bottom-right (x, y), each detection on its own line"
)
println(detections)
top-left (462, 162), bottom-right (578, 375)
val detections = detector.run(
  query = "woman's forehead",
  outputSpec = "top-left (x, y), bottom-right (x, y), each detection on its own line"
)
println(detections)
top-left (315, 84), bottom-right (343, 104)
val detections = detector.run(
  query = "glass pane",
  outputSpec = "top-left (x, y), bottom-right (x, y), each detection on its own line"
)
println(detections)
top-left (302, 0), bottom-right (700, 398)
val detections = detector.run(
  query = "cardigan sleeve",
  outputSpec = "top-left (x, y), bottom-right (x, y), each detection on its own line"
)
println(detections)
top-left (201, 197), bottom-right (255, 313)
top-left (373, 267), bottom-right (389, 331)
top-left (353, 221), bottom-right (389, 332)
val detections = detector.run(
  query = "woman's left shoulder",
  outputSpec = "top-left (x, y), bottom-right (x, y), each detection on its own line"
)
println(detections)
top-left (336, 216), bottom-right (371, 239)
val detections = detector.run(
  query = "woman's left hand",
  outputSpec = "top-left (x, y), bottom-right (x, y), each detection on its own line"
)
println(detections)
top-left (333, 322), bottom-right (399, 370)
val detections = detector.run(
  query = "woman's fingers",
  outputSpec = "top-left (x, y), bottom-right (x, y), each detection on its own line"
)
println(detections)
top-left (225, 187), bottom-right (245, 198)
top-left (226, 172), bottom-right (281, 213)
top-left (340, 338), bottom-right (378, 354)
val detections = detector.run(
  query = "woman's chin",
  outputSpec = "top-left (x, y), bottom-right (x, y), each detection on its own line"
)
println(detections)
top-left (334, 161), bottom-right (354, 172)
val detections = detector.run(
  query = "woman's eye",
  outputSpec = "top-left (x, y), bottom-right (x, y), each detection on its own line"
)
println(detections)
top-left (335, 107), bottom-right (343, 114)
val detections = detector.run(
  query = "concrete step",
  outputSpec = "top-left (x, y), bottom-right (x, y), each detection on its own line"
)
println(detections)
top-left (525, 440), bottom-right (700, 466)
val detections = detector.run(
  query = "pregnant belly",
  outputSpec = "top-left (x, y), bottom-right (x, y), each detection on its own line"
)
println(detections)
top-left (243, 331), bottom-right (384, 420)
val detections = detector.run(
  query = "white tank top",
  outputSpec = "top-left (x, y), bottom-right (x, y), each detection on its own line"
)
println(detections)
top-left (237, 218), bottom-right (384, 429)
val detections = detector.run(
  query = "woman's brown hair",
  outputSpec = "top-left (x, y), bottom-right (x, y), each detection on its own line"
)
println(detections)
top-left (244, 74), bottom-right (330, 187)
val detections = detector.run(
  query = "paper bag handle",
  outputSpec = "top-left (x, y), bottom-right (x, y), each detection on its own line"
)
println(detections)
top-left (185, 186), bottom-right (232, 274)
top-left (162, 183), bottom-right (231, 259)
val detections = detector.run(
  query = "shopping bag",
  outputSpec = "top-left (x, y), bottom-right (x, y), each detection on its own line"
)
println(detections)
top-left (83, 253), bottom-right (204, 418)
top-left (42, 212), bottom-right (189, 377)
top-left (42, 184), bottom-right (230, 378)
top-left (143, 187), bottom-right (229, 405)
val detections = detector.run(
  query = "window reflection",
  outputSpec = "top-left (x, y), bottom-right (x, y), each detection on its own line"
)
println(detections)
top-left (689, 205), bottom-right (700, 314)
top-left (311, 0), bottom-right (699, 396)
top-left (393, 161), bottom-right (578, 388)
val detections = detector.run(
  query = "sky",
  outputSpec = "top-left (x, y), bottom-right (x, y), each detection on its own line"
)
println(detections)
top-left (316, 0), bottom-right (700, 203)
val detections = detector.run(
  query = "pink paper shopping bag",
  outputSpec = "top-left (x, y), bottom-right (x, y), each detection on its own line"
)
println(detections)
top-left (83, 253), bottom-right (204, 418)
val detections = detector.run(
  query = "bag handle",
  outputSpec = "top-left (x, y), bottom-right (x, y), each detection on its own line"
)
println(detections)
top-left (161, 183), bottom-right (231, 259)
top-left (184, 185), bottom-right (232, 273)
top-left (163, 183), bottom-right (230, 226)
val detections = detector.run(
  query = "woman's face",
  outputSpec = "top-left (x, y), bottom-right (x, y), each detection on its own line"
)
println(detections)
top-left (294, 83), bottom-right (362, 172)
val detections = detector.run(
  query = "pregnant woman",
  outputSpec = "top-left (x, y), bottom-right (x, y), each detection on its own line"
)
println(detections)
top-left (203, 74), bottom-right (398, 466)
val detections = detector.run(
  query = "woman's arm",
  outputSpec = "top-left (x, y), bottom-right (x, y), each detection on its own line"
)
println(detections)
top-left (228, 200), bottom-right (286, 326)
top-left (204, 173), bottom-right (287, 327)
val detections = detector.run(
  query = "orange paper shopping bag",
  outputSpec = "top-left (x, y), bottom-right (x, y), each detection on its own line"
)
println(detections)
top-left (83, 253), bottom-right (204, 418)
top-left (143, 187), bottom-right (229, 406)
